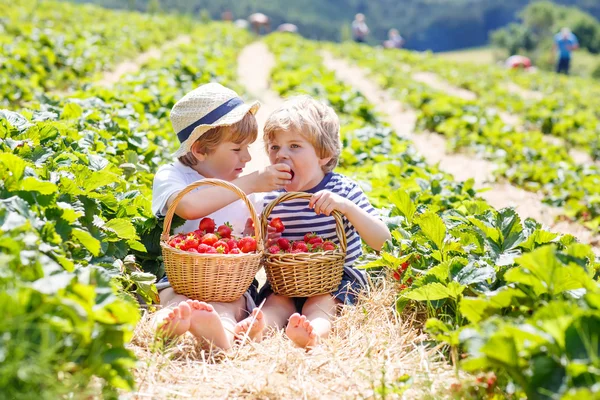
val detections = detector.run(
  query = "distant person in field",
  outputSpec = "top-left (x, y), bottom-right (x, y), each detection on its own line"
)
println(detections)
top-left (383, 29), bottom-right (404, 49)
top-left (351, 13), bottom-right (369, 43)
top-left (505, 55), bottom-right (532, 70)
top-left (249, 13), bottom-right (271, 35)
top-left (277, 23), bottom-right (298, 34)
top-left (221, 10), bottom-right (233, 22)
top-left (553, 27), bottom-right (579, 75)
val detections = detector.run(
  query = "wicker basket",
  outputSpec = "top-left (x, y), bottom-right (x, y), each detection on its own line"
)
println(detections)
top-left (261, 192), bottom-right (346, 297)
top-left (160, 179), bottom-right (263, 302)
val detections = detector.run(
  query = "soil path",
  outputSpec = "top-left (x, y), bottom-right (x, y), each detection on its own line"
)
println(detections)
top-left (322, 52), bottom-right (599, 252)
top-left (98, 35), bottom-right (192, 86)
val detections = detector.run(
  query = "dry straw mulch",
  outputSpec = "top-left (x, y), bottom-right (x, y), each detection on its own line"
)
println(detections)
top-left (126, 280), bottom-right (456, 399)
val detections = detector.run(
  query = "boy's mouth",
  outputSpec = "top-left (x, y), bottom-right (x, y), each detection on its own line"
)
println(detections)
top-left (289, 169), bottom-right (295, 180)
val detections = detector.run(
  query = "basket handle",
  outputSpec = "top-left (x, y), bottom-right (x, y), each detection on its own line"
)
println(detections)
top-left (161, 178), bottom-right (263, 251)
top-left (261, 192), bottom-right (347, 253)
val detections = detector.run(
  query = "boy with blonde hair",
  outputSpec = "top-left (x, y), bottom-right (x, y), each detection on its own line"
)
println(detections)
top-left (151, 83), bottom-right (292, 349)
top-left (259, 95), bottom-right (391, 348)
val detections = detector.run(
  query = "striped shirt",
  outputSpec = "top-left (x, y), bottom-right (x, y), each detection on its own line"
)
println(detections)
top-left (263, 173), bottom-right (379, 286)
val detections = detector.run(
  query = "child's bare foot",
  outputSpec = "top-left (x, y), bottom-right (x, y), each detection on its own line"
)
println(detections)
top-left (157, 301), bottom-right (192, 338)
top-left (187, 300), bottom-right (231, 350)
top-left (234, 308), bottom-right (266, 342)
top-left (286, 313), bottom-right (319, 348)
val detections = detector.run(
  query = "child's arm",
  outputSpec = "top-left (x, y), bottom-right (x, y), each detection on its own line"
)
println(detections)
top-left (309, 191), bottom-right (390, 251)
top-left (171, 164), bottom-right (292, 220)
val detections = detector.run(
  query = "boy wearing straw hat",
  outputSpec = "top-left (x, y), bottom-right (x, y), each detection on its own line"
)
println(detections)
top-left (151, 83), bottom-right (292, 349)
top-left (259, 95), bottom-right (391, 348)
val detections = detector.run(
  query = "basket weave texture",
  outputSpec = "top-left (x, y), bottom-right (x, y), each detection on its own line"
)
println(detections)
top-left (261, 192), bottom-right (346, 297)
top-left (160, 179), bottom-right (263, 302)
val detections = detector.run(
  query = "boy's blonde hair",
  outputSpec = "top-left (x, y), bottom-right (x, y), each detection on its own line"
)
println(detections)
top-left (187, 111), bottom-right (258, 156)
top-left (263, 95), bottom-right (341, 173)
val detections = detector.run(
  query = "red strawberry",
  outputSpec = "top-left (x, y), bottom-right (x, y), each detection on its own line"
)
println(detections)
top-left (205, 247), bottom-right (217, 254)
top-left (188, 248), bottom-right (199, 253)
top-left (303, 232), bottom-right (317, 243)
top-left (216, 223), bottom-right (233, 239)
top-left (229, 248), bottom-right (241, 254)
top-left (215, 244), bottom-right (228, 254)
top-left (213, 240), bottom-right (228, 250)
top-left (269, 217), bottom-right (285, 233)
top-left (322, 241), bottom-right (336, 251)
top-left (199, 217), bottom-right (216, 233)
top-left (268, 245), bottom-right (281, 254)
top-left (293, 241), bottom-right (309, 252)
top-left (277, 238), bottom-right (290, 251)
top-left (392, 271), bottom-right (401, 281)
top-left (201, 233), bottom-right (219, 246)
top-left (291, 249), bottom-right (305, 254)
top-left (238, 237), bottom-right (257, 253)
top-left (311, 243), bottom-right (324, 252)
top-left (180, 235), bottom-right (199, 250)
top-left (227, 239), bottom-right (238, 251)
top-left (400, 261), bottom-right (409, 271)
top-left (197, 244), bottom-right (212, 253)
top-left (308, 236), bottom-right (323, 246)
top-left (399, 284), bottom-right (408, 291)
top-left (193, 229), bottom-right (204, 238)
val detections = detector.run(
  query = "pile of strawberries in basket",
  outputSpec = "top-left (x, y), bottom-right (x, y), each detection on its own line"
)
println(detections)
top-left (167, 217), bottom-right (257, 254)
top-left (267, 218), bottom-right (338, 255)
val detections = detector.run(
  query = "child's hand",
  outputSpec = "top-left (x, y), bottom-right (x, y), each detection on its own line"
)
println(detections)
top-left (253, 164), bottom-right (292, 192)
top-left (244, 218), bottom-right (282, 246)
top-left (309, 190), bottom-right (351, 216)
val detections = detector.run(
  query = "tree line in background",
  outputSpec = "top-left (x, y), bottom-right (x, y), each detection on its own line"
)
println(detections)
top-left (67, 0), bottom-right (600, 52)
top-left (492, 1), bottom-right (600, 77)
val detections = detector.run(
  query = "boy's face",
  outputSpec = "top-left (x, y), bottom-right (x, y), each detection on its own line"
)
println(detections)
top-left (267, 129), bottom-right (331, 192)
top-left (193, 139), bottom-right (252, 181)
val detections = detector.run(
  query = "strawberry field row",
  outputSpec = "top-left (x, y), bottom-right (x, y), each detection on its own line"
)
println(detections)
top-left (331, 43), bottom-right (600, 232)
top-left (1, 0), bottom-right (191, 106)
top-left (0, 22), bottom-right (252, 398)
top-left (266, 33), bottom-right (600, 398)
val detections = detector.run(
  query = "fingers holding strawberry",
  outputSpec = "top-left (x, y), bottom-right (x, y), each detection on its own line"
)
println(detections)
top-left (309, 190), bottom-right (349, 216)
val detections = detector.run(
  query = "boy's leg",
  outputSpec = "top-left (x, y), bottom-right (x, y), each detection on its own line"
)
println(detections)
top-left (286, 294), bottom-right (340, 348)
top-left (261, 293), bottom-right (297, 329)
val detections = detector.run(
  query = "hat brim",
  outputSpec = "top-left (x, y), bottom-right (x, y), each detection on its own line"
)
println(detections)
top-left (172, 100), bottom-right (260, 158)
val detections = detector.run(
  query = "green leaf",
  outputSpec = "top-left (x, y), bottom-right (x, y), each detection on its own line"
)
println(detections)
top-left (0, 153), bottom-right (27, 182)
top-left (19, 177), bottom-right (58, 195)
top-left (416, 212), bottom-right (446, 250)
top-left (389, 190), bottom-right (416, 223)
top-left (403, 282), bottom-right (450, 301)
top-left (61, 103), bottom-right (83, 119)
top-left (103, 219), bottom-right (138, 240)
top-left (72, 228), bottom-right (101, 256)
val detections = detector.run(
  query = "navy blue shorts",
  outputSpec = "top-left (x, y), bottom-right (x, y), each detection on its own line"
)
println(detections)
top-left (257, 266), bottom-right (370, 312)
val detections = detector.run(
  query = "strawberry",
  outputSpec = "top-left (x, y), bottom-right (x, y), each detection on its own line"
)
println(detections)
top-left (392, 271), bottom-right (401, 281)
top-left (213, 240), bottom-right (229, 250)
top-left (180, 235), bottom-right (199, 250)
top-left (193, 229), bottom-right (204, 238)
top-left (269, 217), bottom-right (285, 233)
top-left (199, 217), bottom-right (216, 233)
top-left (399, 284), bottom-right (408, 291)
top-left (216, 223), bottom-right (233, 239)
top-left (188, 248), bottom-right (199, 253)
top-left (322, 241), bottom-right (336, 251)
top-left (201, 233), bottom-right (219, 246)
top-left (227, 239), bottom-right (238, 251)
top-left (400, 261), bottom-right (409, 271)
top-left (277, 238), bottom-right (290, 251)
top-left (268, 245), bottom-right (281, 254)
top-left (215, 245), bottom-right (228, 254)
top-left (205, 247), bottom-right (217, 254)
top-left (291, 249), bottom-right (305, 254)
top-left (197, 244), bottom-right (212, 253)
top-left (229, 248), bottom-right (241, 254)
top-left (311, 243), bottom-right (324, 252)
top-left (293, 241), bottom-right (309, 252)
top-left (238, 237), bottom-right (257, 253)
top-left (307, 236), bottom-right (323, 246)
top-left (303, 232), bottom-right (317, 243)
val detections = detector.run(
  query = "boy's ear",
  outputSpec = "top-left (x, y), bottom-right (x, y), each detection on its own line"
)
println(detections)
top-left (190, 141), bottom-right (207, 161)
top-left (318, 156), bottom-right (332, 167)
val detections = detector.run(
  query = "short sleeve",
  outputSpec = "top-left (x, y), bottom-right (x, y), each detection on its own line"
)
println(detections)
top-left (152, 165), bottom-right (188, 217)
top-left (345, 181), bottom-right (379, 217)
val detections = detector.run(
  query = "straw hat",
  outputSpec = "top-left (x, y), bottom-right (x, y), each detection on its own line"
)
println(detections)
top-left (170, 82), bottom-right (260, 158)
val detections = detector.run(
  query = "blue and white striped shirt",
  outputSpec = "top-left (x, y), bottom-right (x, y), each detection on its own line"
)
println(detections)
top-left (263, 173), bottom-right (379, 284)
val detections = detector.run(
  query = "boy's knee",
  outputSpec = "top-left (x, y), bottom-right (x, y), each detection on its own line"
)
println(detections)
top-left (303, 294), bottom-right (338, 313)
top-left (265, 294), bottom-right (295, 311)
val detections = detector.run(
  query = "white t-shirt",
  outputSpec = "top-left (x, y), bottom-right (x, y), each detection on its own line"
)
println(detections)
top-left (152, 160), bottom-right (264, 235)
